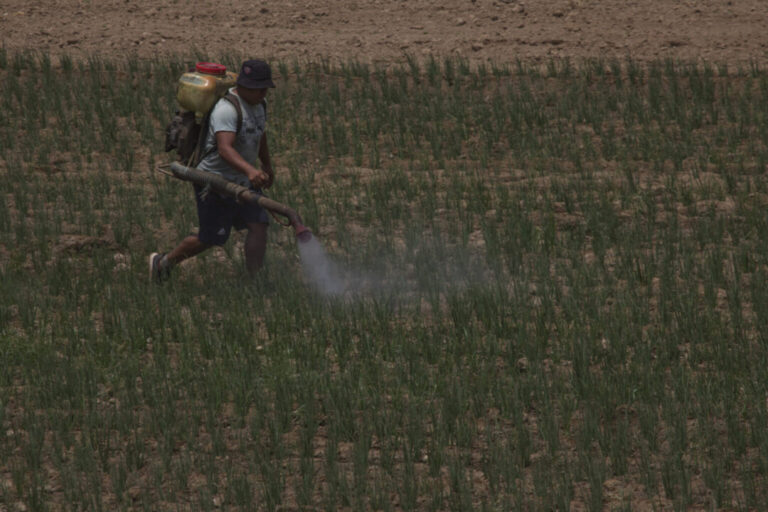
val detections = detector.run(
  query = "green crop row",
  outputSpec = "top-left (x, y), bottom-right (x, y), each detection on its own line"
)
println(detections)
top-left (1, 49), bottom-right (768, 510)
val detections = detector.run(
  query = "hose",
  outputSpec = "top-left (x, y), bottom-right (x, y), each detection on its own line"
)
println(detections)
top-left (167, 162), bottom-right (309, 236)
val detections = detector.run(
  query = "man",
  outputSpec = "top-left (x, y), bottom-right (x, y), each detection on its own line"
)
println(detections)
top-left (150, 59), bottom-right (275, 282)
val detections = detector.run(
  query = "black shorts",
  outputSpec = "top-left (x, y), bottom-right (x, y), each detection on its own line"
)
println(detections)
top-left (194, 184), bottom-right (269, 246)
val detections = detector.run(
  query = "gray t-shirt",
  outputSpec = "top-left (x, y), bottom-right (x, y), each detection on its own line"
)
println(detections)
top-left (197, 88), bottom-right (267, 187)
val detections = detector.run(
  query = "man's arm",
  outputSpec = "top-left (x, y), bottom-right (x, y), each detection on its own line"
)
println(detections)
top-left (216, 131), bottom-right (270, 188)
top-left (258, 132), bottom-right (273, 188)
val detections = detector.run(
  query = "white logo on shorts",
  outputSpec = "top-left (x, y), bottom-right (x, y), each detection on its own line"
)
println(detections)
top-left (217, 228), bottom-right (226, 235)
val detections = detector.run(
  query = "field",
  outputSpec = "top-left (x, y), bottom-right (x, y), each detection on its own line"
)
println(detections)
top-left (2, 48), bottom-right (768, 510)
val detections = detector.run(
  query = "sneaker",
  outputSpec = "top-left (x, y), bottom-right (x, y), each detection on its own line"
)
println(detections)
top-left (148, 252), bottom-right (171, 284)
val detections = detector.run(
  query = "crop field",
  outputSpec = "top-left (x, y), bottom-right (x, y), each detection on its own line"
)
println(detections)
top-left (2, 49), bottom-right (768, 510)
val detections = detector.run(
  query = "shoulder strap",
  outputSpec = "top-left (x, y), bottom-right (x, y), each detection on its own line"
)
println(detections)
top-left (223, 92), bottom-right (243, 135)
top-left (192, 93), bottom-right (243, 167)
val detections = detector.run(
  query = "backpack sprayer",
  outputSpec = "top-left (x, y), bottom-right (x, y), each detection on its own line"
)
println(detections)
top-left (158, 61), bottom-right (313, 244)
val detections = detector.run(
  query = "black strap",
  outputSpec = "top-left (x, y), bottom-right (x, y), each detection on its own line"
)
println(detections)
top-left (222, 92), bottom-right (244, 135)
top-left (193, 93), bottom-right (242, 166)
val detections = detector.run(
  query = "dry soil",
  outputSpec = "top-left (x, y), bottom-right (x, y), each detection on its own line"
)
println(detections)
top-left (1, 0), bottom-right (766, 66)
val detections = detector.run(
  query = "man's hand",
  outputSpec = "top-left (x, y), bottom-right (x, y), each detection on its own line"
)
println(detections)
top-left (246, 168), bottom-right (270, 189)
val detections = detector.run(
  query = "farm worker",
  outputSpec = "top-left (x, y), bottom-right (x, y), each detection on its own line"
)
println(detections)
top-left (149, 59), bottom-right (276, 282)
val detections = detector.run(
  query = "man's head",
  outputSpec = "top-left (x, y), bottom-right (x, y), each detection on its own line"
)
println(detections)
top-left (236, 59), bottom-right (275, 105)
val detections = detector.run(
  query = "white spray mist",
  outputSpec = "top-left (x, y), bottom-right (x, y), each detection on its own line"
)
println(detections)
top-left (296, 234), bottom-right (495, 300)
top-left (297, 236), bottom-right (346, 296)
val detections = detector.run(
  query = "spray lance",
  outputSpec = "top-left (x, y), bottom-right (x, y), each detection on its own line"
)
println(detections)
top-left (161, 162), bottom-right (313, 243)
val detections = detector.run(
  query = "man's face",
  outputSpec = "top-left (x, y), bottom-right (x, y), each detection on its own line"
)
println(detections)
top-left (237, 86), bottom-right (269, 105)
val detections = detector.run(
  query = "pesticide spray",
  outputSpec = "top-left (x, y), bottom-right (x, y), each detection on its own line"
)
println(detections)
top-left (296, 234), bottom-right (345, 296)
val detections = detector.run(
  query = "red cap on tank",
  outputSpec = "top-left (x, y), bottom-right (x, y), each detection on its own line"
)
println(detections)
top-left (195, 62), bottom-right (227, 76)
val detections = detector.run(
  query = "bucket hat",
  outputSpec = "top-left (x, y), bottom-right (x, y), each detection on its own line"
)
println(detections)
top-left (237, 59), bottom-right (275, 89)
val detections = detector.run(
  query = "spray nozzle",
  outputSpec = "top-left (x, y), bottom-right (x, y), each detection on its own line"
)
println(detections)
top-left (294, 224), bottom-right (313, 243)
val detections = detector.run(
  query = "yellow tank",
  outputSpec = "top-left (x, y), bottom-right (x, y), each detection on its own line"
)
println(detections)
top-left (176, 62), bottom-right (237, 123)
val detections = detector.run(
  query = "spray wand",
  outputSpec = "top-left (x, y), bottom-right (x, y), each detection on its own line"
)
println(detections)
top-left (159, 162), bottom-right (313, 243)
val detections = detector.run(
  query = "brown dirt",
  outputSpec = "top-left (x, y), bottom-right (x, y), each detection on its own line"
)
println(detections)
top-left (1, 0), bottom-right (767, 66)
